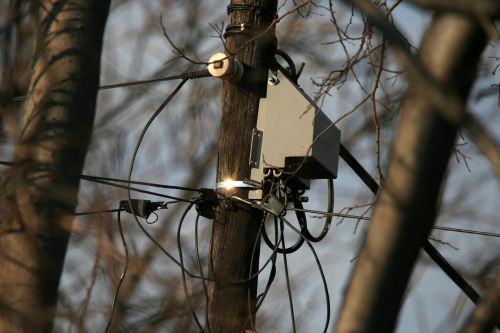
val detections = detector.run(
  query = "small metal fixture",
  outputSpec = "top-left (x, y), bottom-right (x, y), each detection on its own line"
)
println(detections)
top-left (216, 179), bottom-right (260, 190)
top-left (207, 52), bottom-right (244, 82)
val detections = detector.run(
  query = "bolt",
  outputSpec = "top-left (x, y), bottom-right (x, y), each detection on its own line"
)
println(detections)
top-left (268, 75), bottom-right (280, 85)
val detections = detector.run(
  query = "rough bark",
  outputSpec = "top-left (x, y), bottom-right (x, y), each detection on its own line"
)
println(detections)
top-left (207, 1), bottom-right (277, 332)
top-left (460, 274), bottom-right (500, 333)
top-left (334, 13), bottom-right (488, 333)
top-left (0, 1), bottom-right (110, 332)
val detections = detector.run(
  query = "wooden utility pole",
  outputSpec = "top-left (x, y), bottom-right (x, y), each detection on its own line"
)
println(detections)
top-left (208, 1), bottom-right (277, 332)
top-left (0, 1), bottom-right (110, 332)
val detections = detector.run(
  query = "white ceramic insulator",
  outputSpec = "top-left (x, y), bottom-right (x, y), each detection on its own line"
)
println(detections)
top-left (207, 52), bottom-right (244, 82)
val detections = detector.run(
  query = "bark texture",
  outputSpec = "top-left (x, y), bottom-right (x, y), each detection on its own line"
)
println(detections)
top-left (460, 275), bottom-right (500, 333)
top-left (207, 1), bottom-right (277, 332)
top-left (0, 1), bottom-right (110, 332)
top-left (334, 13), bottom-right (488, 333)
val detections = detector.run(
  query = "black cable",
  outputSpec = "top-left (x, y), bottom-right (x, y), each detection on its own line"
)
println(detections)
top-left (80, 176), bottom-right (194, 203)
top-left (176, 203), bottom-right (205, 332)
top-left (104, 210), bottom-right (128, 333)
top-left (255, 214), bottom-right (279, 311)
top-left (0, 160), bottom-right (13, 166)
top-left (234, 223), bottom-right (281, 285)
top-left (431, 225), bottom-right (500, 238)
top-left (134, 216), bottom-right (210, 281)
top-left (216, 214), bottom-right (282, 286)
top-left (262, 215), bottom-right (304, 254)
top-left (281, 216), bottom-right (330, 333)
top-left (274, 49), bottom-right (298, 83)
top-left (81, 174), bottom-right (202, 192)
top-left (296, 179), bottom-right (334, 242)
top-left (195, 213), bottom-right (212, 333)
top-left (260, 184), bottom-right (305, 253)
top-left (6, 69), bottom-right (211, 102)
top-left (281, 219), bottom-right (297, 333)
top-left (247, 214), bottom-right (266, 332)
top-left (121, 78), bottom-right (199, 283)
top-left (339, 143), bottom-right (482, 305)
top-left (422, 241), bottom-right (480, 304)
top-left (126, 78), bottom-right (188, 224)
top-left (288, 207), bottom-right (500, 238)
top-left (339, 144), bottom-right (379, 193)
top-left (98, 73), bottom-right (184, 90)
top-left (74, 208), bottom-right (124, 216)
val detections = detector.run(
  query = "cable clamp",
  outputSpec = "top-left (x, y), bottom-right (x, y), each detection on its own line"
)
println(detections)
top-left (253, 194), bottom-right (285, 217)
top-left (216, 178), bottom-right (261, 190)
top-left (195, 188), bottom-right (219, 219)
top-left (119, 199), bottom-right (165, 219)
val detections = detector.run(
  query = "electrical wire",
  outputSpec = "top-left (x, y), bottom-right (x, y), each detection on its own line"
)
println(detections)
top-left (206, 197), bottom-right (285, 286)
top-left (339, 143), bottom-right (482, 305)
top-left (1, 168), bottom-right (194, 202)
top-left (246, 213), bottom-right (278, 332)
top-left (80, 174), bottom-right (202, 192)
top-left (297, 179), bottom-right (334, 242)
top-left (247, 215), bottom-right (265, 332)
top-left (281, 219), bottom-right (297, 333)
top-left (104, 210), bottom-right (129, 333)
top-left (99, 74), bottom-right (184, 90)
top-left (281, 215), bottom-right (330, 333)
top-left (4, 158), bottom-right (498, 240)
top-left (288, 207), bottom-right (500, 238)
top-left (260, 185), bottom-right (304, 254)
top-left (255, 215), bottom-right (279, 310)
top-left (262, 215), bottom-right (304, 254)
top-left (133, 215), bottom-right (210, 281)
top-left (126, 78), bottom-right (188, 233)
top-left (431, 225), bottom-right (500, 238)
top-left (274, 49), bottom-right (298, 83)
top-left (74, 208), bottom-right (124, 216)
top-left (176, 203), bottom-right (205, 332)
top-left (122, 77), bottom-right (208, 283)
top-left (195, 213), bottom-right (212, 333)
top-left (80, 176), bottom-right (195, 202)
top-left (5, 70), bottom-right (211, 102)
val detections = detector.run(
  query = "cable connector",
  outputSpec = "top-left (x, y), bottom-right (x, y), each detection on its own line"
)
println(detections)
top-left (259, 194), bottom-right (286, 217)
top-left (119, 199), bottom-right (165, 219)
top-left (196, 188), bottom-right (219, 219)
top-left (207, 52), bottom-right (244, 82)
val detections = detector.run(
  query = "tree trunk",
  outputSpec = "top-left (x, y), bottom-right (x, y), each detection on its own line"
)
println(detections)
top-left (460, 274), bottom-right (500, 333)
top-left (0, 1), bottom-right (110, 332)
top-left (207, 1), bottom-right (277, 332)
top-left (334, 13), bottom-right (487, 333)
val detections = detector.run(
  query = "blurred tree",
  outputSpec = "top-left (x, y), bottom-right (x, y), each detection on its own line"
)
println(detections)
top-left (0, 1), bottom-right (110, 332)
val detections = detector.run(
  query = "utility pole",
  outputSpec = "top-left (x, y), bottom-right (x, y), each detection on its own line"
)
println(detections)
top-left (208, 1), bottom-right (277, 332)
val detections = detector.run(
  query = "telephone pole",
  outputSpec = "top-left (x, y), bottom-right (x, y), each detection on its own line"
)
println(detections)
top-left (208, 1), bottom-right (277, 332)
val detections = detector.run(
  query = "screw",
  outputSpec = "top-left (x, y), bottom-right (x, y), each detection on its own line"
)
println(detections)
top-left (268, 75), bottom-right (280, 85)
top-left (214, 60), bottom-right (224, 69)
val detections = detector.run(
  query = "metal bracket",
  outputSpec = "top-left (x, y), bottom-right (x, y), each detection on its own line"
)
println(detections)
top-left (249, 128), bottom-right (263, 168)
top-left (260, 194), bottom-right (285, 216)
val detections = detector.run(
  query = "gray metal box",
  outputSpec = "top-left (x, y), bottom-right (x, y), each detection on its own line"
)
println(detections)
top-left (249, 70), bottom-right (340, 199)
